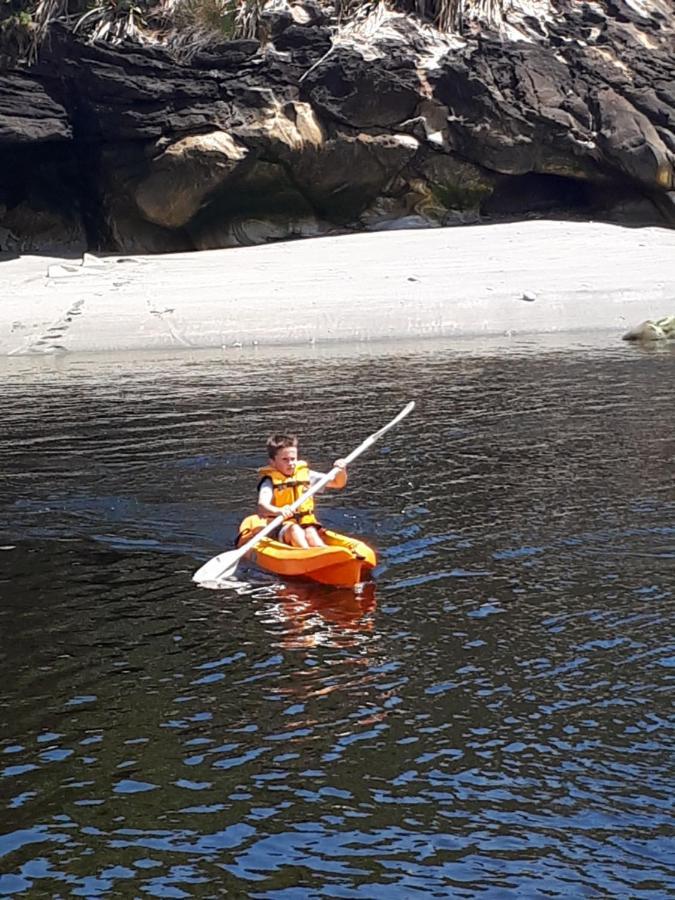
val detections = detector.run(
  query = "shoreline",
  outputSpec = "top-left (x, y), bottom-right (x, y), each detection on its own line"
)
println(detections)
top-left (0, 332), bottom-right (650, 379)
top-left (1, 220), bottom-right (674, 357)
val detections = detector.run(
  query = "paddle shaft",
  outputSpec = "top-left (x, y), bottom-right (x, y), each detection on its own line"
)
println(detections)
top-left (227, 401), bottom-right (415, 570)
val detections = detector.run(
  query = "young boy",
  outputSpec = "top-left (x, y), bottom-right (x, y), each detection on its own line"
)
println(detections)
top-left (257, 433), bottom-right (347, 548)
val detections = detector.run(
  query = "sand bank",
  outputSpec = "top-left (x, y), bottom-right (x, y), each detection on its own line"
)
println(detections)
top-left (1, 220), bottom-right (673, 356)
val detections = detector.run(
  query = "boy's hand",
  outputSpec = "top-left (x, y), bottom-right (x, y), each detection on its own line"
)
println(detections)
top-left (280, 505), bottom-right (294, 520)
top-left (330, 459), bottom-right (348, 489)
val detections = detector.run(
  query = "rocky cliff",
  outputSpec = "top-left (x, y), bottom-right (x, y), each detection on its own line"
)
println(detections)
top-left (0, 0), bottom-right (673, 254)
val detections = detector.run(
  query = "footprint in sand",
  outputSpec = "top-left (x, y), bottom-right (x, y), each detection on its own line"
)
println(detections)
top-left (12, 298), bottom-right (86, 355)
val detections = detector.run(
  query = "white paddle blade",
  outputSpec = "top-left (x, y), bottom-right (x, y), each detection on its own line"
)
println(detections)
top-left (197, 576), bottom-right (246, 591)
top-left (192, 549), bottom-right (242, 585)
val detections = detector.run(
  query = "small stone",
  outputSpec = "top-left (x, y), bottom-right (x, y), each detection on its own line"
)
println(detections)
top-left (520, 292), bottom-right (536, 302)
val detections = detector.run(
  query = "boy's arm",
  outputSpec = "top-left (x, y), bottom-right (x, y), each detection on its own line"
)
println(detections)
top-left (310, 460), bottom-right (348, 490)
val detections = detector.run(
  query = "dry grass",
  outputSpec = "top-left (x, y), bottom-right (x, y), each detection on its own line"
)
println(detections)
top-left (17, 0), bottom-right (507, 61)
top-left (167, 0), bottom-right (234, 33)
top-left (335, 0), bottom-right (505, 32)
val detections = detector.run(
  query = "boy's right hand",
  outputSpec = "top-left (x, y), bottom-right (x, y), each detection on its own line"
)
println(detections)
top-left (280, 505), bottom-right (294, 520)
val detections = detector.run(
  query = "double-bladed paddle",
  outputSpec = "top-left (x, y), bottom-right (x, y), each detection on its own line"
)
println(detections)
top-left (192, 401), bottom-right (415, 588)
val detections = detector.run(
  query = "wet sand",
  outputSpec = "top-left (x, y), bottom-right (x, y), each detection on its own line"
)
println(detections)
top-left (1, 220), bottom-right (674, 355)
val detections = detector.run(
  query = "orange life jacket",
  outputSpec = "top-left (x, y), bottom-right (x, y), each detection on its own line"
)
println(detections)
top-left (257, 461), bottom-right (317, 526)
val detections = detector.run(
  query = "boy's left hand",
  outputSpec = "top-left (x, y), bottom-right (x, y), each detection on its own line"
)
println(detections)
top-left (333, 458), bottom-right (347, 470)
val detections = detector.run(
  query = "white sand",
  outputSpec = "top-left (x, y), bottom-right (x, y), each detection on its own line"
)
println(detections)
top-left (1, 220), bottom-right (673, 355)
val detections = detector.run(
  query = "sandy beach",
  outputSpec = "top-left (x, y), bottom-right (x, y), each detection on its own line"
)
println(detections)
top-left (1, 220), bottom-right (674, 356)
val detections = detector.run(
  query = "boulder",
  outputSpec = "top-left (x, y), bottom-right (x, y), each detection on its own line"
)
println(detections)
top-left (594, 87), bottom-right (674, 191)
top-left (186, 158), bottom-right (317, 246)
top-left (133, 131), bottom-right (249, 229)
top-left (623, 316), bottom-right (675, 341)
top-left (292, 131), bottom-right (420, 220)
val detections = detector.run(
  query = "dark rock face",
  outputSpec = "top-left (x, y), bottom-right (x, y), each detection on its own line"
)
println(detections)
top-left (302, 46), bottom-right (421, 128)
top-left (0, 71), bottom-right (71, 144)
top-left (0, 1), bottom-right (673, 254)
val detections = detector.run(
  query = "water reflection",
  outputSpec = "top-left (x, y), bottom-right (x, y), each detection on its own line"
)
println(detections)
top-left (263, 583), bottom-right (377, 650)
top-left (1, 340), bottom-right (674, 898)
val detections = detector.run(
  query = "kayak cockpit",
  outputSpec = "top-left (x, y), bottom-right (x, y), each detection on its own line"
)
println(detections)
top-left (237, 514), bottom-right (376, 587)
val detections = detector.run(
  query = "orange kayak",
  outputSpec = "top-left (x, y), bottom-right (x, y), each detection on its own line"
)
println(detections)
top-left (236, 514), bottom-right (377, 587)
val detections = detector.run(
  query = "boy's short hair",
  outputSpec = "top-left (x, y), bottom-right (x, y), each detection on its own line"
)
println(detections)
top-left (266, 433), bottom-right (298, 459)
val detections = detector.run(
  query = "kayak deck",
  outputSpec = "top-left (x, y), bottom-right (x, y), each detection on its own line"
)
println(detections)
top-left (237, 515), bottom-right (377, 587)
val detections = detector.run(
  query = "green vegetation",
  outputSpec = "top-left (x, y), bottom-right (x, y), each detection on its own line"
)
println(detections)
top-left (0, 0), bottom-right (34, 63)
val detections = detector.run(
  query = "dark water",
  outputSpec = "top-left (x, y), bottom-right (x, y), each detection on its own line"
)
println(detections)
top-left (1, 336), bottom-right (674, 898)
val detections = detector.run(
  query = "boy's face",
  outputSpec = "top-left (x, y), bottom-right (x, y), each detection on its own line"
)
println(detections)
top-left (272, 445), bottom-right (298, 477)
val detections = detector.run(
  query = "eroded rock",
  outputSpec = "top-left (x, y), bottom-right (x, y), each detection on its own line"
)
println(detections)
top-left (0, 1), bottom-right (673, 253)
top-left (134, 132), bottom-right (249, 229)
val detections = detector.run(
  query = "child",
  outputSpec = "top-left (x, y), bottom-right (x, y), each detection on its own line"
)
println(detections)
top-left (257, 433), bottom-right (347, 548)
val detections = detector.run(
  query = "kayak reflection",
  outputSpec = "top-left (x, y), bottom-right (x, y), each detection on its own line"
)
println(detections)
top-left (265, 582), bottom-right (377, 649)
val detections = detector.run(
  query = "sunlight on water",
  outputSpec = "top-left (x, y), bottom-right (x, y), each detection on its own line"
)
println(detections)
top-left (1, 337), bottom-right (674, 897)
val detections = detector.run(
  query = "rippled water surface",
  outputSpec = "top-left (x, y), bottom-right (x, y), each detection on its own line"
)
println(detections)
top-left (1, 336), bottom-right (674, 898)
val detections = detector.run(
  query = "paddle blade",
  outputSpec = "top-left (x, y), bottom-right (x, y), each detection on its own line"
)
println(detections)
top-left (197, 576), bottom-right (247, 591)
top-left (192, 548), bottom-right (242, 586)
